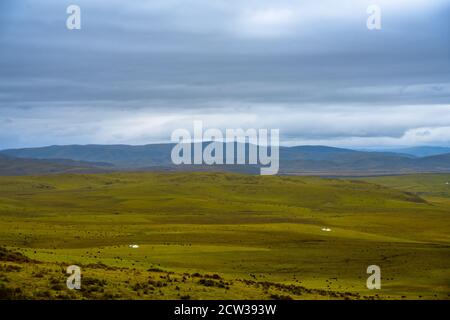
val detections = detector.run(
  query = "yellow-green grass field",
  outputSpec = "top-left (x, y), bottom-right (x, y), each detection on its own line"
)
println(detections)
top-left (0, 172), bottom-right (449, 299)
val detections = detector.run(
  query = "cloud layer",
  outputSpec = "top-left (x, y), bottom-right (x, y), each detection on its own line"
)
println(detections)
top-left (0, 0), bottom-right (449, 149)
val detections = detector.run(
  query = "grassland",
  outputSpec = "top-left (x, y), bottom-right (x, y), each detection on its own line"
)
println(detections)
top-left (359, 173), bottom-right (450, 199)
top-left (0, 172), bottom-right (449, 299)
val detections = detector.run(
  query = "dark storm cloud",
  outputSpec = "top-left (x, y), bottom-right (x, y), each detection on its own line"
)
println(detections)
top-left (0, 0), bottom-right (449, 148)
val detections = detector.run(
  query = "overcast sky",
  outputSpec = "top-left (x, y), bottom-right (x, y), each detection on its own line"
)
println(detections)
top-left (0, 0), bottom-right (449, 149)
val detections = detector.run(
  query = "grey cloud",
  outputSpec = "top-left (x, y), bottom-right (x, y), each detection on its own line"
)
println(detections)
top-left (0, 0), bottom-right (449, 148)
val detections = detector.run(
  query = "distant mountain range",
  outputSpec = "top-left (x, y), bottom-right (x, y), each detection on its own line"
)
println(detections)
top-left (1, 144), bottom-right (450, 176)
top-left (361, 146), bottom-right (450, 157)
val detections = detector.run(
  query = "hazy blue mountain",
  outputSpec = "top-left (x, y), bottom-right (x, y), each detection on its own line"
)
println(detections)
top-left (0, 144), bottom-right (358, 166)
top-left (417, 153), bottom-right (450, 167)
top-left (0, 144), bottom-right (174, 168)
top-left (403, 146), bottom-right (450, 157)
top-left (1, 144), bottom-right (450, 176)
top-left (366, 146), bottom-right (450, 157)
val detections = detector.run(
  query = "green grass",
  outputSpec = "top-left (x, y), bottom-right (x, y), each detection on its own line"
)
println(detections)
top-left (358, 173), bottom-right (450, 199)
top-left (0, 172), bottom-right (449, 299)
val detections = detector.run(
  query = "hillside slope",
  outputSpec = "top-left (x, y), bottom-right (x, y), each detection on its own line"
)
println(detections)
top-left (0, 172), bottom-right (448, 299)
top-left (0, 154), bottom-right (111, 176)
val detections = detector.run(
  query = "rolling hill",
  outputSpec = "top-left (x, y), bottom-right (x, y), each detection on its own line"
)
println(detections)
top-left (0, 172), bottom-right (448, 299)
top-left (0, 154), bottom-right (111, 176)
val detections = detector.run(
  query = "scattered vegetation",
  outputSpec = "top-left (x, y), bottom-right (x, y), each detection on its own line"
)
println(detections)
top-left (0, 172), bottom-right (449, 300)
